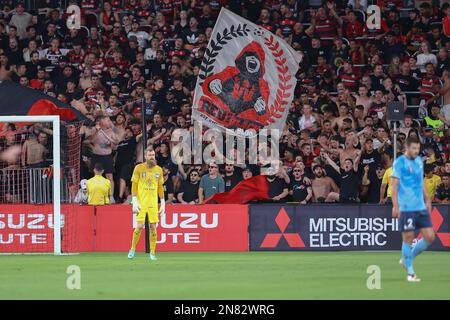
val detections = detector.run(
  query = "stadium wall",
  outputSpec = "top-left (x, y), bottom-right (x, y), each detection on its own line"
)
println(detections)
top-left (0, 204), bottom-right (449, 253)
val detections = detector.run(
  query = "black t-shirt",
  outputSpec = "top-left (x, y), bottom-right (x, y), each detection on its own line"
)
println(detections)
top-left (410, 67), bottom-right (421, 80)
top-left (172, 87), bottom-right (189, 102)
top-left (291, 31), bottom-right (311, 52)
top-left (291, 169), bottom-right (313, 181)
top-left (427, 34), bottom-right (447, 51)
top-left (6, 48), bottom-right (24, 65)
top-left (360, 150), bottom-right (381, 177)
top-left (370, 75), bottom-right (385, 91)
top-left (0, 35), bottom-right (9, 49)
top-left (102, 74), bottom-right (126, 91)
top-left (223, 172), bottom-right (242, 192)
top-left (246, 0), bottom-right (263, 22)
top-left (174, 22), bottom-right (189, 37)
top-left (151, 89), bottom-right (167, 113)
top-left (149, 124), bottom-right (169, 140)
top-left (435, 184), bottom-right (450, 201)
top-left (268, 177), bottom-right (288, 200)
top-left (156, 154), bottom-right (176, 176)
top-left (437, 58), bottom-right (450, 77)
top-left (399, 17), bottom-right (414, 36)
top-left (318, 79), bottom-right (337, 93)
top-left (245, 164), bottom-right (260, 177)
top-left (307, 47), bottom-right (326, 67)
top-left (367, 175), bottom-right (382, 203)
top-left (148, 60), bottom-right (168, 79)
top-left (159, 99), bottom-right (180, 116)
top-left (136, 62), bottom-right (153, 80)
top-left (289, 177), bottom-right (310, 202)
top-left (182, 29), bottom-right (203, 45)
top-left (198, 15), bottom-right (216, 30)
top-left (395, 74), bottom-right (420, 92)
top-left (340, 170), bottom-right (361, 199)
top-left (381, 43), bottom-right (404, 64)
top-left (163, 176), bottom-right (174, 201)
top-left (328, 47), bottom-right (349, 67)
top-left (115, 137), bottom-right (137, 167)
top-left (180, 181), bottom-right (199, 203)
top-left (26, 61), bottom-right (45, 79)
top-left (324, 163), bottom-right (341, 187)
top-left (65, 88), bottom-right (84, 102)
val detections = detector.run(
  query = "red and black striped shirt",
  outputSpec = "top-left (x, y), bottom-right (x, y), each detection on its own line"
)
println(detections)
top-left (315, 16), bottom-right (338, 42)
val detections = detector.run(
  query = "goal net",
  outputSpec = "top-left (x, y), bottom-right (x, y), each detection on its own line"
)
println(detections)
top-left (0, 116), bottom-right (83, 255)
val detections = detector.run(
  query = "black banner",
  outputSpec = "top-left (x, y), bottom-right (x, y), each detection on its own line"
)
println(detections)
top-left (249, 204), bottom-right (450, 251)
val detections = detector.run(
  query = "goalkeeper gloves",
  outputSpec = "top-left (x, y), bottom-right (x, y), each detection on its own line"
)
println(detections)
top-left (158, 198), bottom-right (166, 217)
top-left (132, 196), bottom-right (140, 214)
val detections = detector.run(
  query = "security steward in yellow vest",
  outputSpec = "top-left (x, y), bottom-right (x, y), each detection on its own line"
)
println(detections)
top-left (86, 162), bottom-right (112, 205)
top-left (424, 104), bottom-right (445, 137)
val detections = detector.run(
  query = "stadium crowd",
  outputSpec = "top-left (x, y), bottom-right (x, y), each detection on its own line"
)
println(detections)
top-left (0, 0), bottom-right (450, 205)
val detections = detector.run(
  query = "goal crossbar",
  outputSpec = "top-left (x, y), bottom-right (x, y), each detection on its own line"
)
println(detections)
top-left (0, 115), bottom-right (61, 255)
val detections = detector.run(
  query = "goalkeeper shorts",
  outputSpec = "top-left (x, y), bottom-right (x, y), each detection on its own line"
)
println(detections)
top-left (136, 209), bottom-right (159, 224)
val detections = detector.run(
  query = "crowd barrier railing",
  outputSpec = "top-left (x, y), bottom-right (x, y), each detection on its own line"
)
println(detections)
top-left (0, 168), bottom-right (71, 204)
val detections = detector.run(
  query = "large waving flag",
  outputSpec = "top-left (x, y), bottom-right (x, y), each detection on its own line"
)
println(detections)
top-left (0, 80), bottom-right (86, 121)
top-left (203, 175), bottom-right (270, 204)
top-left (192, 8), bottom-right (301, 137)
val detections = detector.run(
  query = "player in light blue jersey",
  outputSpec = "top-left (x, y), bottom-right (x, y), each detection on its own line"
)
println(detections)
top-left (391, 137), bottom-right (435, 282)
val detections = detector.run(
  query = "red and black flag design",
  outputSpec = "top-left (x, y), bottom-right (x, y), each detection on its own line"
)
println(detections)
top-left (203, 175), bottom-right (270, 204)
top-left (192, 8), bottom-right (301, 137)
top-left (0, 80), bottom-right (86, 121)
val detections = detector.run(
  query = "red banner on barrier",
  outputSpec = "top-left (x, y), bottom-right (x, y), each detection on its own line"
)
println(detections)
top-left (0, 204), bottom-right (248, 252)
top-left (95, 204), bottom-right (249, 252)
top-left (0, 205), bottom-right (95, 253)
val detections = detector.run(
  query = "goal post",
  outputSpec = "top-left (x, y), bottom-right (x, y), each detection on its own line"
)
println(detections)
top-left (0, 115), bottom-right (61, 255)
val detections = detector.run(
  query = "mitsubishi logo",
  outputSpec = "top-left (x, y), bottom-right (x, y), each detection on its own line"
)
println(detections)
top-left (260, 207), bottom-right (305, 248)
top-left (430, 207), bottom-right (450, 247)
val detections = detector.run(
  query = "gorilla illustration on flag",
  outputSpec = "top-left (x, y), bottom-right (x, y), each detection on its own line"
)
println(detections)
top-left (192, 8), bottom-right (301, 137)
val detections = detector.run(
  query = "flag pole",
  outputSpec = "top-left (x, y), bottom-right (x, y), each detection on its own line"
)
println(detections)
top-left (141, 98), bottom-right (150, 254)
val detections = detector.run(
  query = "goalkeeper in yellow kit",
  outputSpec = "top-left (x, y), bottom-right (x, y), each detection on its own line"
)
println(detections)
top-left (128, 146), bottom-right (165, 261)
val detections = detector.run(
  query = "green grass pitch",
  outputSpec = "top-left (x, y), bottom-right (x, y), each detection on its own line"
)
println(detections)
top-left (1, 251), bottom-right (450, 299)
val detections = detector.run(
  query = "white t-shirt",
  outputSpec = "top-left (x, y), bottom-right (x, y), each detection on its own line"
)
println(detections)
top-left (416, 53), bottom-right (437, 73)
top-left (9, 12), bottom-right (32, 39)
top-left (347, 0), bottom-right (367, 11)
top-left (298, 115), bottom-right (316, 131)
top-left (144, 47), bottom-right (157, 60)
top-left (127, 31), bottom-right (151, 48)
top-left (440, 104), bottom-right (450, 122)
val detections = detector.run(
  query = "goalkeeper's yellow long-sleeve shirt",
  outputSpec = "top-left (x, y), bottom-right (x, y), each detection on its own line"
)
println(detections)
top-left (131, 163), bottom-right (164, 210)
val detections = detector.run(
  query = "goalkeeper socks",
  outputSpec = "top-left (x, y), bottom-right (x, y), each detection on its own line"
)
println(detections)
top-left (150, 229), bottom-right (157, 254)
top-left (412, 239), bottom-right (429, 259)
top-left (130, 229), bottom-right (142, 251)
top-left (402, 242), bottom-right (414, 275)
